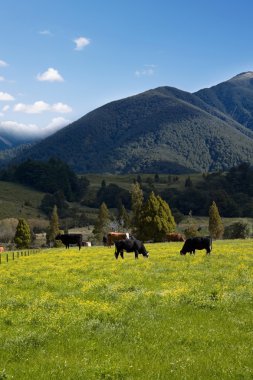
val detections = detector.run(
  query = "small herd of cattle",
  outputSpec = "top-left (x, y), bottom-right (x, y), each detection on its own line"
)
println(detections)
top-left (56, 232), bottom-right (212, 258)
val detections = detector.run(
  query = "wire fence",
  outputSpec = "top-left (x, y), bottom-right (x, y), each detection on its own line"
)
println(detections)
top-left (0, 249), bottom-right (42, 265)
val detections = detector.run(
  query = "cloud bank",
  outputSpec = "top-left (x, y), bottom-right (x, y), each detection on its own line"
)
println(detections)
top-left (0, 117), bottom-right (70, 140)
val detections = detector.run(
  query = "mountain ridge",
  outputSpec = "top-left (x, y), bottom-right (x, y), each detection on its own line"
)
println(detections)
top-left (9, 72), bottom-right (253, 173)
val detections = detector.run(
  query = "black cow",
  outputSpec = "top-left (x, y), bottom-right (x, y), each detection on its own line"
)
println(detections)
top-left (114, 238), bottom-right (149, 259)
top-left (56, 234), bottom-right (83, 250)
top-left (180, 237), bottom-right (212, 255)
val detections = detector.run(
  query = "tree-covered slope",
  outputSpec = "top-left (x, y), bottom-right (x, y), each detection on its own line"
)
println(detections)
top-left (15, 85), bottom-right (253, 173)
top-left (195, 71), bottom-right (253, 131)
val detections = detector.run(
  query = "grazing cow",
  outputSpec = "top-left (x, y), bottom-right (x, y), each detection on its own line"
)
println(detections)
top-left (180, 237), bottom-right (212, 255)
top-left (107, 232), bottom-right (129, 247)
top-left (114, 238), bottom-right (149, 259)
top-left (167, 232), bottom-right (185, 242)
top-left (56, 234), bottom-right (83, 250)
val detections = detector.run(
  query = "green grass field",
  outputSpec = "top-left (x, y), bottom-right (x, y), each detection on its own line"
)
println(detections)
top-left (0, 240), bottom-right (253, 380)
top-left (0, 181), bottom-right (45, 220)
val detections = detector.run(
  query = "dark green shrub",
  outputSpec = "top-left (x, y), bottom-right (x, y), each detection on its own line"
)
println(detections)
top-left (223, 222), bottom-right (251, 239)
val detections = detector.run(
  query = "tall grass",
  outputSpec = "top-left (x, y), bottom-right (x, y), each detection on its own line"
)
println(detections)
top-left (0, 240), bottom-right (252, 379)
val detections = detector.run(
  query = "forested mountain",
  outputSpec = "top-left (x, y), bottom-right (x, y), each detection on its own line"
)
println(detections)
top-left (11, 72), bottom-right (253, 173)
top-left (195, 72), bottom-right (253, 131)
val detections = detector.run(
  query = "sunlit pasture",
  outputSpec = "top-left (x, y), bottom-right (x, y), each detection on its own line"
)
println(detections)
top-left (0, 240), bottom-right (252, 379)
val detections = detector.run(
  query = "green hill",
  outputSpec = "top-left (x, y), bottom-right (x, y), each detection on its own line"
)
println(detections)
top-left (15, 84), bottom-right (253, 173)
top-left (0, 181), bottom-right (45, 220)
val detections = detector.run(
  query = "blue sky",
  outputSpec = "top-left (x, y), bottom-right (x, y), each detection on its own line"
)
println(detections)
top-left (1, 0), bottom-right (253, 140)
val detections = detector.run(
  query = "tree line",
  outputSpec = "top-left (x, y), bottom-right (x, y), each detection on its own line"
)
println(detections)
top-left (84, 163), bottom-right (253, 219)
top-left (0, 159), bottom-right (252, 245)
top-left (0, 158), bottom-right (89, 202)
top-left (9, 191), bottom-right (251, 249)
top-left (1, 159), bottom-right (252, 219)
top-left (91, 182), bottom-right (228, 243)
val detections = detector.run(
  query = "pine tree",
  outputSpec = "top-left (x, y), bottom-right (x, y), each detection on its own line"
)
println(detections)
top-left (47, 205), bottom-right (61, 246)
top-left (138, 192), bottom-right (176, 242)
top-left (14, 218), bottom-right (31, 249)
top-left (117, 203), bottom-right (131, 230)
top-left (130, 182), bottom-right (144, 234)
top-left (93, 202), bottom-right (110, 241)
top-left (209, 201), bottom-right (224, 239)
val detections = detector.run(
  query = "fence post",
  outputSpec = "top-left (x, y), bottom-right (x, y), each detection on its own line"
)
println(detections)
top-left (6, 254), bottom-right (8, 263)
top-left (12, 252), bottom-right (14, 260)
top-left (0, 254), bottom-right (1, 264)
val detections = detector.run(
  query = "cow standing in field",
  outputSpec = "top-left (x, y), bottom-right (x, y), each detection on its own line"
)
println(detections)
top-left (167, 233), bottom-right (185, 242)
top-left (180, 237), bottom-right (212, 255)
top-left (114, 238), bottom-right (149, 259)
top-left (56, 234), bottom-right (83, 250)
top-left (107, 232), bottom-right (129, 247)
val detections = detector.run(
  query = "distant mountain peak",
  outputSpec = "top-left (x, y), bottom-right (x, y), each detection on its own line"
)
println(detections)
top-left (229, 71), bottom-right (253, 81)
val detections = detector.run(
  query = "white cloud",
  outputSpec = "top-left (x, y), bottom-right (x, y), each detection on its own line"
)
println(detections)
top-left (0, 120), bottom-right (39, 138)
top-left (2, 105), bottom-right (10, 112)
top-left (51, 102), bottom-right (72, 113)
top-left (0, 117), bottom-right (70, 139)
top-left (135, 65), bottom-right (156, 77)
top-left (0, 76), bottom-right (5, 81)
top-left (13, 100), bottom-right (72, 114)
top-left (37, 67), bottom-right (64, 82)
top-left (0, 60), bottom-right (8, 67)
top-left (46, 117), bottom-right (70, 133)
top-left (74, 36), bottom-right (90, 50)
top-left (14, 101), bottom-right (50, 114)
top-left (38, 30), bottom-right (53, 36)
top-left (0, 92), bottom-right (15, 101)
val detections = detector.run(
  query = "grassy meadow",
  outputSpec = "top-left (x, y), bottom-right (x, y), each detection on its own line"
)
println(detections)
top-left (0, 181), bottom-right (45, 220)
top-left (0, 240), bottom-right (253, 379)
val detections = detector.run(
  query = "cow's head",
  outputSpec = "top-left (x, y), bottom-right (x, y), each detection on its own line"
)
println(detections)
top-left (142, 250), bottom-right (149, 258)
top-left (180, 241), bottom-right (187, 255)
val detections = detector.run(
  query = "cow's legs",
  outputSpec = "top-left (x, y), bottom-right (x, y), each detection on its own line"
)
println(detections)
top-left (120, 250), bottom-right (124, 259)
top-left (115, 249), bottom-right (120, 259)
top-left (135, 251), bottom-right (138, 259)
